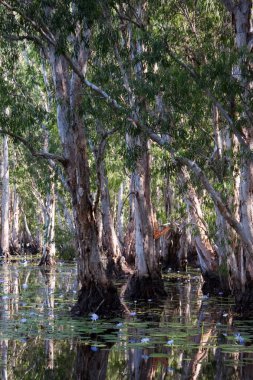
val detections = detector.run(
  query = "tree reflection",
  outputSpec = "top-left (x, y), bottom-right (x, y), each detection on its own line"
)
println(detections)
top-left (0, 263), bottom-right (10, 380)
top-left (41, 267), bottom-right (56, 372)
top-left (75, 343), bottom-right (112, 380)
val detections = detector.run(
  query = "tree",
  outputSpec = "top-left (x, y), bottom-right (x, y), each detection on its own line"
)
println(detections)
top-left (0, 1), bottom-right (122, 316)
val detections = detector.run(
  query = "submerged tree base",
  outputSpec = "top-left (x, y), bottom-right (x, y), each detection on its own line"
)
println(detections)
top-left (124, 274), bottom-right (167, 301)
top-left (71, 281), bottom-right (123, 318)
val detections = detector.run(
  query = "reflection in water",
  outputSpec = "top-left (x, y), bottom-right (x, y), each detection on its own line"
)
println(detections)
top-left (76, 343), bottom-right (112, 380)
top-left (41, 268), bottom-right (56, 372)
top-left (0, 263), bottom-right (10, 380)
top-left (0, 262), bottom-right (253, 379)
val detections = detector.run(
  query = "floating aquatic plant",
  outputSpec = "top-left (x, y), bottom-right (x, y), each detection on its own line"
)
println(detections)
top-left (234, 333), bottom-right (245, 345)
top-left (141, 337), bottom-right (150, 343)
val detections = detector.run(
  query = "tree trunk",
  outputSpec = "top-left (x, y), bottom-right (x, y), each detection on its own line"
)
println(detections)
top-left (116, 181), bottom-right (125, 245)
top-left (125, 137), bottom-right (166, 300)
top-left (39, 177), bottom-right (56, 266)
top-left (180, 167), bottom-right (219, 293)
top-left (47, 22), bottom-right (121, 316)
top-left (160, 177), bottom-right (174, 264)
top-left (100, 157), bottom-right (126, 276)
top-left (92, 136), bottom-right (125, 277)
top-left (124, 175), bottom-right (136, 266)
top-left (57, 192), bottom-right (75, 233)
top-left (1, 136), bottom-right (9, 257)
top-left (222, 0), bottom-right (253, 310)
top-left (10, 184), bottom-right (20, 253)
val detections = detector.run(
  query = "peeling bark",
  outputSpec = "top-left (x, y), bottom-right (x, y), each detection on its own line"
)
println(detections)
top-left (1, 136), bottom-right (9, 257)
top-left (46, 14), bottom-right (121, 316)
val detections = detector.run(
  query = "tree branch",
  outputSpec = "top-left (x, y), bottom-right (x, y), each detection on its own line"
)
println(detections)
top-left (0, 129), bottom-right (67, 166)
top-left (3, 34), bottom-right (45, 47)
top-left (0, 0), bottom-right (55, 45)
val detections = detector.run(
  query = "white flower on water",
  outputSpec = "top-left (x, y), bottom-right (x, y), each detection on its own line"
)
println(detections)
top-left (222, 313), bottom-right (228, 317)
top-left (141, 337), bottom-right (150, 343)
top-left (22, 283), bottom-right (28, 290)
top-left (234, 333), bottom-right (245, 345)
top-left (91, 313), bottom-right (99, 321)
top-left (167, 339), bottom-right (174, 346)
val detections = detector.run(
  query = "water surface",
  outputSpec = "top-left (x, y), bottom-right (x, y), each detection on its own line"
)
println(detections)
top-left (0, 259), bottom-right (253, 379)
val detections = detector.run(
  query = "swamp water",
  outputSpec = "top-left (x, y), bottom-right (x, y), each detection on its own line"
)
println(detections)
top-left (1, 259), bottom-right (253, 379)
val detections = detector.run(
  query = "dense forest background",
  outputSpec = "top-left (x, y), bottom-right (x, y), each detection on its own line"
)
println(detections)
top-left (0, 0), bottom-right (252, 316)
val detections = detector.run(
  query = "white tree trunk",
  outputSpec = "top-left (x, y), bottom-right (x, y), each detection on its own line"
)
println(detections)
top-left (117, 181), bottom-right (125, 244)
top-left (11, 184), bottom-right (19, 252)
top-left (180, 168), bottom-right (217, 276)
top-left (1, 136), bottom-right (9, 257)
top-left (40, 179), bottom-right (56, 266)
top-left (23, 213), bottom-right (32, 245)
top-left (56, 192), bottom-right (75, 233)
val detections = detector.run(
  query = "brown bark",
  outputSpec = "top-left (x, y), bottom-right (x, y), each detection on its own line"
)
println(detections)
top-left (47, 18), bottom-right (121, 316)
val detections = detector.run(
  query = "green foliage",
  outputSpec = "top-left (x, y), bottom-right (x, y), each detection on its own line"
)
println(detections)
top-left (0, 0), bottom-right (251, 271)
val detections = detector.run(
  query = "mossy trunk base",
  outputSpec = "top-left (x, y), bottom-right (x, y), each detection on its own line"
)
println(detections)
top-left (124, 274), bottom-right (167, 301)
top-left (71, 281), bottom-right (123, 318)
